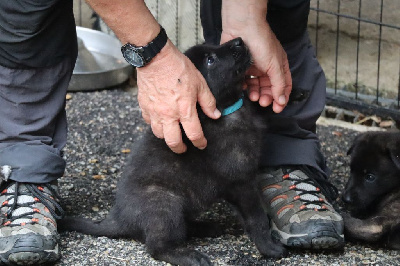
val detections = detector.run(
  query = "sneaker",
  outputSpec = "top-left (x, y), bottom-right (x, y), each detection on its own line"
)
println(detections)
top-left (258, 165), bottom-right (344, 249)
top-left (0, 181), bottom-right (64, 265)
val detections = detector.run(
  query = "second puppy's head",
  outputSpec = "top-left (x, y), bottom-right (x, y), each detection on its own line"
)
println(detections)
top-left (184, 38), bottom-right (251, 111)
top-left (343, 132), bottom-right (400, 217)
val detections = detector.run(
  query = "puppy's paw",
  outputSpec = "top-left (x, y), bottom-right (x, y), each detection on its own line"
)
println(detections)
top-left (154, 248), bottom-right (213, 266)
top-left (254, 236), bottom-right (287, 258)
top-left (261, 240), bottom-right (288, 258)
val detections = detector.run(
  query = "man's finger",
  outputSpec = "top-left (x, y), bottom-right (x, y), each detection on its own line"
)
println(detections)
top-left (268, 59), bottom-right (288, 111)
top-left (151, 120), bottom-right (164, 139)
top-left (259, 87), bottom-right (273, 107)
top-left (180, 108), bottom-right (207, 150)
top-left (197, 77), bottom-right (221, 120)
top-left (247, 85), bottom-right (261, 102)
top-left (163, 121), bottom-right (187, 154)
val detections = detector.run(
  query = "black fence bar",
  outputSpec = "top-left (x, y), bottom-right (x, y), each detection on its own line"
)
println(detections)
top-left (376, 0), bottom-right (383, 104)
top-left (355, 0), bottom-right (362, 100)
top-left (314, 0), bottom-right (320, 58)
top-left (334, 0), bottom-right (340, 92)
top-left (310, 7), bottom-right (400, 30)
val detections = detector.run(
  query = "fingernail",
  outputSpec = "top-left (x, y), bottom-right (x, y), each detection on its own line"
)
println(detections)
top-left (278, 95), bottom-right (286, 105)
top-left (214, 109), bottom-right (221, 118)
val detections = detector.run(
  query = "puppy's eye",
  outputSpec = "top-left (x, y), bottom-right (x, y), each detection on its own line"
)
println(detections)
top-left (364, 174), bottom-right (376, 182)
top-left (207, 56), bottom-right (215, 66)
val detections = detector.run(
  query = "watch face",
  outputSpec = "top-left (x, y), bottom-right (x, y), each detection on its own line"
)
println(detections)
top-left (123, 45), bottom-right (145, 67)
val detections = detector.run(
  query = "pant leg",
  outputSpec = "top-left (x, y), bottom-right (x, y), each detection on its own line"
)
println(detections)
top-left (0, 56), bottom-right (76, 183)
top-left (259, 31), bottom-right (329, 176)
top-left (200, 0), bottom-right (330, 177)
top-left (0, 1), bottom-right (77, 183)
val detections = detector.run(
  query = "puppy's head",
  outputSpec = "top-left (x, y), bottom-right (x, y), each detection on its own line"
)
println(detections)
top-left (343, 132), bottom-right (400, 217)
top-left (184, 38), bottom-right (251, 110)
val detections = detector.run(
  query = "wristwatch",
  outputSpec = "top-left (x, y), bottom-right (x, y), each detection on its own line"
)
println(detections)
top-left (121, 26), bottom-right (168, 68)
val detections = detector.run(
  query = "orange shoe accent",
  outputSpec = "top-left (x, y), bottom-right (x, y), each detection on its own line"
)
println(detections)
top-left (293, 195), bottom-right (300, 200)
top-left (283, 174), bottom-right (290, 179)
top-left (44, 207), bottom-right (49, 213)
top-left (32, 218), bottom-right (39, 223)
top-left (3, 221), bottom-right (11, 226)
top-left (270, 194), bottom-right (288, 204)
top-left (37, 186), bottom-right (44, 191)
top-left (20, 222), bottom-right (26, 226)
top-left (44, 217), bottom-right (56, 227)
top-left (277, 204), bottom-right (294, 216)
top-left (262, 184), bottom-right (282, 191)
top-left (33, 208), bottom-right (41, 213)
top-left (2, 200), bottom-right (8, 206)
top-left (289, 185), bottom-right (296, 190)
top-left (316, 187), bottom-right (320, 191)
top-left (300, 205), bottom-right (307, 210)
top-left (34, 197), bottom-right (40, 202)
top-left (1, 189), bottom-right (7, 194)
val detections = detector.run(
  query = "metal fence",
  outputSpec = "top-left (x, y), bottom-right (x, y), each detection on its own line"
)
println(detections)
top-left (74, 0), bottom-right (400, 123)
top-left (308, 0), bottom-right (400, 122)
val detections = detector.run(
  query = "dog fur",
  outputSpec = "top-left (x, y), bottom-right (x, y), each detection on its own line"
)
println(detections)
top-left (342, 131), bottom-right (400, 249)
top-left (60, 38), bottom-right (286, 265)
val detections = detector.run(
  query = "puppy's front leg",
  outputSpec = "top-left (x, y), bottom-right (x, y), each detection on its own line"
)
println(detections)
top-left (387, 224), bottom-right (400, 250)
top-left (342, 212), bottom-right (385, 242)
top-left (225, 183), bottom-right (287, 258)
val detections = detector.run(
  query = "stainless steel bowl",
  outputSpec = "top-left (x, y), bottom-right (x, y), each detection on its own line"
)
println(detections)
top-left (68, 26), bottom-right (134, 91)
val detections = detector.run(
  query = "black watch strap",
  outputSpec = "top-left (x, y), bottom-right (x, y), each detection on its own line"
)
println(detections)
top-left (141, 27), bottom-right (168, 64)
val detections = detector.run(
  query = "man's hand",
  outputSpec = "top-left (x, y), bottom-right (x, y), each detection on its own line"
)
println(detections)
top-left (221, 0), bottom-right (292, 113)
top-left (137, 41), bottom-right (221, 153)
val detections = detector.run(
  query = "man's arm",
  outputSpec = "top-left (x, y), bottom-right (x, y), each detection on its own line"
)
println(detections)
top-left (221, 0), bottom-right (292, 113)
top-left (86, 0), bottom-right (221, 153)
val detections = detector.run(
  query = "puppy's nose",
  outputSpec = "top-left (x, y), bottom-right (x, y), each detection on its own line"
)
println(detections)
top-left (231, 38), bottom-right (244, 48)
top-left (341, 192), bottom-right (353, 205)
top-left (231, 37), bottom-right (244, 50)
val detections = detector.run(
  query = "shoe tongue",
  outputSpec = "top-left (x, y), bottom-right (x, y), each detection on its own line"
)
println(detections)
top-left (5, 183), bottom-right (30, 194)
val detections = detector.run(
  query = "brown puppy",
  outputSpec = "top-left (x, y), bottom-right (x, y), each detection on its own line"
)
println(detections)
top-left (342, 131), bottom-right (400, 249)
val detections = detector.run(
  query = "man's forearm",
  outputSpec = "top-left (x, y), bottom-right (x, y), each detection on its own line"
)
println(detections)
top-left (221, 0), bottom-right (268, 35)
top-left (86, 0), bottom-right (160, 46)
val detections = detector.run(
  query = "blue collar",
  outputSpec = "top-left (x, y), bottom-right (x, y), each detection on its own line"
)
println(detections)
top-left (221, 97), bottom-right (243, 116)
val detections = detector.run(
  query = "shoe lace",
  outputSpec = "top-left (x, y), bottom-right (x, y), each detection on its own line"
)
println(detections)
top-left (1, 182), bottom-right (64, 227)
top-left (284, 165), bottom-right (339, 211)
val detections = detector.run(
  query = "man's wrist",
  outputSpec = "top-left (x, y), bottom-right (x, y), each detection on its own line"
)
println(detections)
top-left (137, 40), bottom-right (180, 74)
top-left (221, 0), bottom-right (268, 36)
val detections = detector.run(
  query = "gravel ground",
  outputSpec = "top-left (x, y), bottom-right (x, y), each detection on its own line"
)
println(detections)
top-left (57, 85), bottom-right (400, 265)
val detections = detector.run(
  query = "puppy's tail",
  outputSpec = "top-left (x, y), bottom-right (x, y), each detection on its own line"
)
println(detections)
top-left (58, 215), bottom-right (125, 239)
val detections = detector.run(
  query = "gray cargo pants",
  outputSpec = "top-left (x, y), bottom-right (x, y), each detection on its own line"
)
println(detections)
top-left (0, 56), bottom-right (75, 183)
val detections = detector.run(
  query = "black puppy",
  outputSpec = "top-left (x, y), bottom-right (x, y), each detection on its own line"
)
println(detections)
top-left (342, 131), bottom-right (400, 249)
top-left (60, 38), bottom-right (286, 265)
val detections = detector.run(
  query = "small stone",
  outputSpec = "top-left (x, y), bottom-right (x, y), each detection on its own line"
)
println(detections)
top-left (92, 175), bottom-right (105, 180)
top-left (92, 206), bottom-right (99, 212)
top-left (121, 149), bottom-right (131, 154)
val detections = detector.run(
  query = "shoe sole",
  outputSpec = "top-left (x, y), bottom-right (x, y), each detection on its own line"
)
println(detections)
top-left (0, 233), bottom-right (60, 266)
top-left (270, 220), bottom-right (345, 250)
top-left (0, 246), bottom-right (59, 266)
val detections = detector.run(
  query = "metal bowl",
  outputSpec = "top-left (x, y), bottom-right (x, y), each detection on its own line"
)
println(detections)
top-left (68, 26), bottom-right (134, 91)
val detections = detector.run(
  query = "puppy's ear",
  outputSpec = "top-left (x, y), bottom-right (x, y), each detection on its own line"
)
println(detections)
top-left (347, 134), bottom-right (364, 155)
top-left (347, 143), bottom-right (355, 156)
